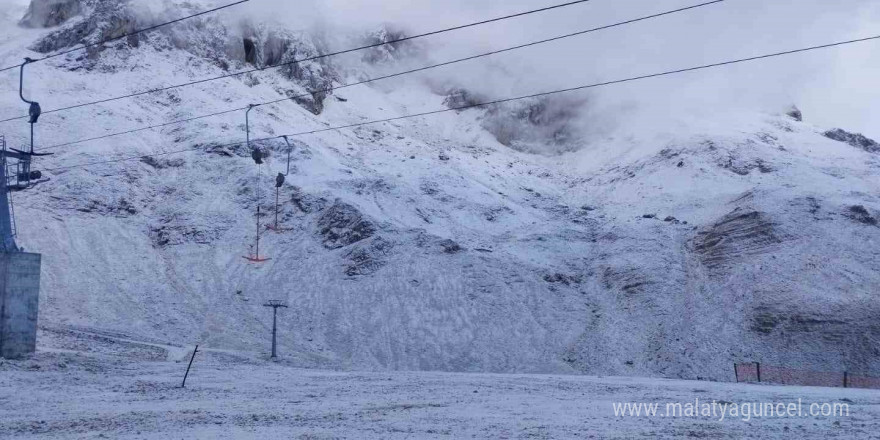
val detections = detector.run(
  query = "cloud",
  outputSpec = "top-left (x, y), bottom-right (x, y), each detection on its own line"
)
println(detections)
top-left (240, 0), bottom-right (880, 138)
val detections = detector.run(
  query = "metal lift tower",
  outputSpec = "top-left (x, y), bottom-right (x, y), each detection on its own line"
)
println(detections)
top-left (0, 135), bottom-right (42, 359)
top-left (1, 59), bottom-right (45, 359)
top-left (263, 300), bottom-right (288, 359)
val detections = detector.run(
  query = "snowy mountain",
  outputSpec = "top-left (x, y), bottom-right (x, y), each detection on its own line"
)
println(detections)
top-left (1, 0), bottom-right (878, 381)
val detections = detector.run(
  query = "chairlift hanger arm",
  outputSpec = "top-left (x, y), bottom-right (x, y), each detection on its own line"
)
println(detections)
top-left (19, 58), bottom-right (36, 105)
top-left (9, 148), bottom-right (53, 157)
top-left (19, 59), bottom-right (42, 124)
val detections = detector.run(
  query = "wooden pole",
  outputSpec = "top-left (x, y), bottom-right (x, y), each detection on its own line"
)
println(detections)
top-left (181, 345), bottom-right (199, 388)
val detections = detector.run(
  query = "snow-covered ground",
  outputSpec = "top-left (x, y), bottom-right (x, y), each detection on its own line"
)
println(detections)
top-left (1, 328), bottom-right (877, 439)
top-left (0, 0), bottom-right (879, 387)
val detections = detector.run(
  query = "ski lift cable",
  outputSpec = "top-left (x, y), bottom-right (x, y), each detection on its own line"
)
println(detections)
top-left (40, 33), bottom-right (880, 173)
top-left (0, 0), bottom-right (596, 124)
top-left (37, 0), bottom-right (726, 152)
top-left (0, 0), bottom-right (252, 74)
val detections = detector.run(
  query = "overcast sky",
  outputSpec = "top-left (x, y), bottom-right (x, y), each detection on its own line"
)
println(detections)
top-left (247, 0), bottom-right (880, 138)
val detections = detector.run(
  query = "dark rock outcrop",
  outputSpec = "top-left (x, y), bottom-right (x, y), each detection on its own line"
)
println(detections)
top-left (140, 156), bottom-right (185, 169)
top-left (317, 200), bottom-right (376, 249)
top-left (240, 28), bottom-right (336, 115)
top-left (481, 95), bottom-right (587, 155)
top-left (361, 26), bottom-right (421, 65)
top-left (845, 205), bottom-right (878, 226)
top-left (19, 0), bottom-right (84, 28)
top-left (344, 237), bottom-right (393, 276)
top-left (148, 213), bottom-right (229, 247)
top-left (785, 105), bottom-right (803, 122)
top-left (290, 186), bottom-right (328, 213)
top-left (442, 88), bottom-right (486, 110)
top-left (438, 239), bottom-right (463, 254)
top-left (824, 128), bottom-right (880, 153)
top-left (27, 0), bottom-right (142, 57)
top-left (543, 272), bottom-right (582, 286)
top-left (691, 208), bottom-right (784, 270)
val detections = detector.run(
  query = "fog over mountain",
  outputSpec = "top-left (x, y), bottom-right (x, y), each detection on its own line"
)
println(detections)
top-left (242, 0), bottom-right (880, 140)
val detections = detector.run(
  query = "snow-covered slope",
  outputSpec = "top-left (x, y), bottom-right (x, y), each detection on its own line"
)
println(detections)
top-left (1, 0), bottom-right (878, 380)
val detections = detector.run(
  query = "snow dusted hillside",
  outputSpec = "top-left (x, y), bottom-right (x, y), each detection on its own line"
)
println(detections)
top-left (0, 0), bottom-right (879, 381)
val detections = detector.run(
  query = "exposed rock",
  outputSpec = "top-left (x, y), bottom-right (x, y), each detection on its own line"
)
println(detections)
top-left (28, 0), bottom-right (142, 57)
top-left (77, 197), bottom-right (138, 216)
top-left (484, 206), bottom-right (513, 222)
top-left (149, 224), bottom-right (220, 247)
top-left (239, 26), bottom-right (336, 115)
top-left (242, 37), bottom-right (257, 64)
top-left (344, 237), bottom-right (393, 276)
top-left (361, 26), bottom-right (421, 65)
top-left (438, 239), bottom-right (463, 254)
top-left (140, 156), bottom-right (185, 169)
top-left (824, 129), bottom-right (880, 153)
top-left (148, 213), bottom-right (228, 247)
top-left (289, 186), bottom-right (327, 213)
top-left (720, 154), bottom-right (775, 175)
top-left (543, 273), bottom-right (582, 286)
top-left (751, 306), bottom-right (850, 339)
top-left (601, 266), bottom-right (653, 295)
top-left (751, 309), bottom-right (781, 334)
top-left (785, 105), bottom-right (803, 122)
top-left (19, 0), bottom-right (84, 28)
top-left (691, 208), bottom-right (784, 270)
top-left (27, 3), bottom-right (337, 114)
top-left (317, 200), bottom-right (376, 249)
top-left (845, 205), bottom-right (877, 226)
top-left (442, 88), bottom-right (486, 110)
top-left (480, 94), bottom-right (587, 155)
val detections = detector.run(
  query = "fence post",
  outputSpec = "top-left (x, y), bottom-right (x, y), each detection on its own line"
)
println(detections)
top-left (843, 371), bottom-right (848, 388)
top-left (756, 362), bottom-right (761, 383)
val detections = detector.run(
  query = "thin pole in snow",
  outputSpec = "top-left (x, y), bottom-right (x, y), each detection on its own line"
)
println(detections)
top-left (180, 345), bottom-right (199, 388)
